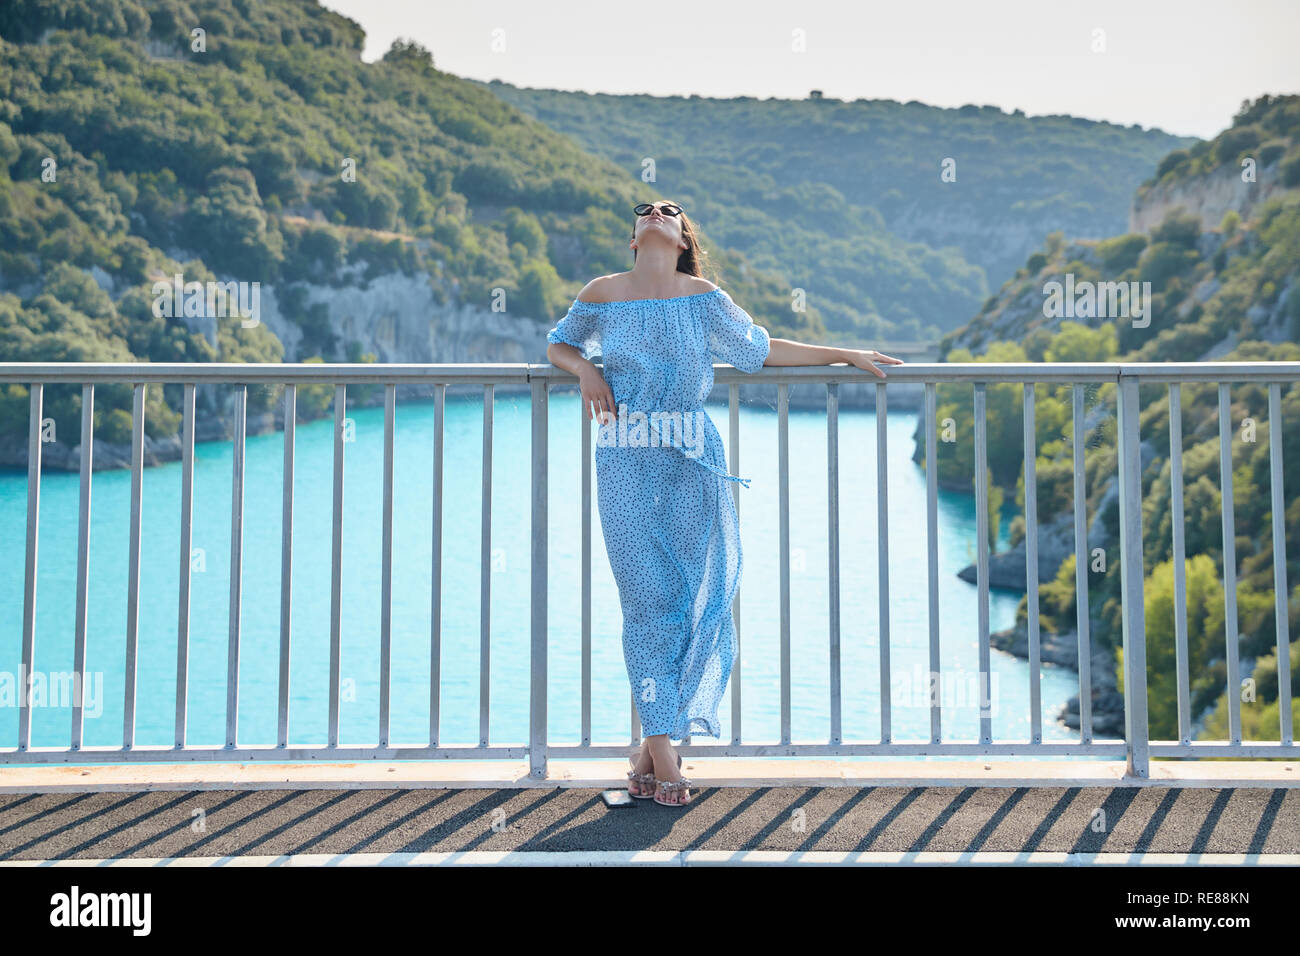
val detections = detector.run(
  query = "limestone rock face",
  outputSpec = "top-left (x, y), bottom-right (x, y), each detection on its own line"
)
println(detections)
top-left (1129, 158), bottom-right (1287, 234)
top-left (253, 272), bottom-right (548, 366)
top-left (956, 509), bottom-right (1076, 591)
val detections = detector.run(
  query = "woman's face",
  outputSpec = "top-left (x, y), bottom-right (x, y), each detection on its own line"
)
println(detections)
top-left (632, 201), bottom-right (684, 250)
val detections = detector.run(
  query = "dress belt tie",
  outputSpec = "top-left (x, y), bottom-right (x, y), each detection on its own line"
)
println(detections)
top-left (684, 454), bottom-right (753, 488)
top-left (635, 414), bottom-right (754, 488)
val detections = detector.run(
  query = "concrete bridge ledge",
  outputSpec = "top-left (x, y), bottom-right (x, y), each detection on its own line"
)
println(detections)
top-left (1, 757), bottom-right (1295, 794)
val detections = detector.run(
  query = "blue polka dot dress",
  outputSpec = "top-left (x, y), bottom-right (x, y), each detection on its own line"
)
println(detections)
top-left (546, 288), bottom-right (771, 741)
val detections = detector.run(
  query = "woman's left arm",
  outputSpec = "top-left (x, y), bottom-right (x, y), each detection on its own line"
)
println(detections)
top-left (763, 338), bottom-right (906, 379)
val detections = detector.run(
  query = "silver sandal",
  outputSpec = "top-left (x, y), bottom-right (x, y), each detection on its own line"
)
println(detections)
top-left (653, 776), bottom-right (694, 807)
top-left (626, 751), bottom-right (681, 800)
top-left (626, 767), bottom-right (656, 799)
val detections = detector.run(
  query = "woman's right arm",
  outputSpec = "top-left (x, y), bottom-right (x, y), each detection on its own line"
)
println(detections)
top-left (547, 342), bottom-right (615, 423)
top-left (547, 277), bottom-right (616, 424)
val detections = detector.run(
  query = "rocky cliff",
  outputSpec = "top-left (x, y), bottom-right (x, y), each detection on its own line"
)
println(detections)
top-left (1129, 154), bottom-right (1289, 234)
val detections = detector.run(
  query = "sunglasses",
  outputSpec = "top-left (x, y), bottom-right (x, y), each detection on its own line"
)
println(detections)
top-left (634, 202), bottom-right (683, 217)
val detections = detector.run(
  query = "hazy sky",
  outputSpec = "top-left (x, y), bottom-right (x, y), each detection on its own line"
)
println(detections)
top-left (320, 0), bottom-right (1300, 139)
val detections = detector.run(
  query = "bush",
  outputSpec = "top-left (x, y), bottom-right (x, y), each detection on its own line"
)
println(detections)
top-left (1151, 210), bottom-right (1201, 248)
top-left (183, 167), bottom-right (284, 278)
top-left (1215, 126), bottom-right (1260, 164)
top-left (516, 258), bottom-right (563, 320)
top-left (99, 407), bottom-right (133, 444)
top-left (382, 38), bottom-right (435, 74)
top-left (320, 175), bottom-right (400, 232)
top-left (1044, 321), bottom-right (1117, 362)
top-left (1155, 149), bottom-right (1189, 179)
top-left (246, 141), bottom-right (302, 204)
top-left (504, 208), bottom-right (547, 258)
top-left (1281, 149), bottom-right (1300, 188)
top-left (454, 160), bottom-right (523, 202)
top-left (1259, 140), bottom-right (1287, 167)
top-left (1139, 242), bottom-right (1200, 291)
top-left (1096, 233), bottom-right (1148, 273)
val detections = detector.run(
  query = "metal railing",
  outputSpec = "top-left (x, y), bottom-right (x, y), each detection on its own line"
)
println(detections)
top-left (1, 361), bottom-right (1296, 779)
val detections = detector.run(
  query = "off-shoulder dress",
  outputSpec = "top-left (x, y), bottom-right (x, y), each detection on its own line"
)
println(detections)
top-left (545, 288), bottom-right (770, 740)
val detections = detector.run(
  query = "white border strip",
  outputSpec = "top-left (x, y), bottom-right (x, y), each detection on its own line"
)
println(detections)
top-left (3, 758), bottom-right (1298, 792)
top-left (2, 851), bottom-right (1297, 867)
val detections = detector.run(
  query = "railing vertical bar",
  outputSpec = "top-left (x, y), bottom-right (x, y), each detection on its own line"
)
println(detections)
top-left (480, 383), bottom-right (493, 748)
top-left (827, 383), bottom-right (842, 745)
top-left (328, 385), bottom-right (345, 750)
top-left (729, 382), bottom-right (743, 746)
top-left (430, 384), bottom-right (444, 747)
top-left (1218, 383), bottom-right (1242, 744)
top-left (225, 385), bottom-right (246, 750)
top-left (71, 385), bottom-right (94, 751)
top-left (174, 383), bottom-right (195, 748)
top-left (1169, 384), bottom-right (1191, 744)
top-left (876, 382), bottom-right (891, 744)
top-left (1072, 384), bottom-right (1093, 743)
top-left (924, 382), bottom-right (941, 742)
top-left (1117, 375), bottom-right (1149, 778)
top-left (581, 391), bottom-right (592, 748)
top-left (18, 384), bottom-right (42, 752)
top-left (379, 384), bottom-right (395, 747)
top-left (530, 378), bottom-right (549, 777)
top-left (277, 384), bottom-right (294, 749)
top-left (1268, 383), bottom-right (1293, 745)
top-left (631, 686), bottom-right (639, 746)
top-left (1023, 383), bottom-right (1042, 744)
top-left (778, 382), bottom-right (791, 746)
top-left (973, 383), bottom-right (992, 744)
top-left (123, 383), bottom-right (145, 750)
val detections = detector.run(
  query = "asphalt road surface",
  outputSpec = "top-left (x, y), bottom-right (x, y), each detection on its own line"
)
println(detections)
top-left (1, 785), bottom-right (1295, 860)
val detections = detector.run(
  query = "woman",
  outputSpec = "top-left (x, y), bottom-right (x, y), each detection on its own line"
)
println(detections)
top-left (545, 199), bottom-right (903, 806)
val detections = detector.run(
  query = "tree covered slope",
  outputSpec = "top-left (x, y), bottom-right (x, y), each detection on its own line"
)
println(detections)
top-left (486, 80), bottom-right (1193, 342)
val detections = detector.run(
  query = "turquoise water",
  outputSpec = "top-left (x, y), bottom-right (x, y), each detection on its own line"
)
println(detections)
top-left (0, 391), bottom-right (1094, 754)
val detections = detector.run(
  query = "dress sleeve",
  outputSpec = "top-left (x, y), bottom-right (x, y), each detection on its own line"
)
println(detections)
top-left (546, 298), bottom-right (602, 360)
top-left (707, 290), bottom-right (770, 373)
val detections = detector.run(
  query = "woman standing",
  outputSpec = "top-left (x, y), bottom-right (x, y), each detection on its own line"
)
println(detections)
top-left (545, 200), bottom-right (903, 806)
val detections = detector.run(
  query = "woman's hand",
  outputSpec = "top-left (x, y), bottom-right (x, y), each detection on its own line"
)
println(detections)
top-left (845, 349), bottom-right (906, 379)
top-left (579, 365), bottom-right (617, 424)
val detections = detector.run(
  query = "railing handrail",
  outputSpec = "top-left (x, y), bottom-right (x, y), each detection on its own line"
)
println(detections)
top-left (1, 359), bottom-right (1298, 385)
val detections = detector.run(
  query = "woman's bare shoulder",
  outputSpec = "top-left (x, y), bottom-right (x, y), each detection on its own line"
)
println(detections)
top-left (576, 274), bottom-right (628, 303)
top-left (681, 276), bottom-right (719, 295)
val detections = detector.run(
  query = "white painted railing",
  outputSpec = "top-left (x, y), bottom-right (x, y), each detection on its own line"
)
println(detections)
top-left (1, 361), bottom-right (1295, 779)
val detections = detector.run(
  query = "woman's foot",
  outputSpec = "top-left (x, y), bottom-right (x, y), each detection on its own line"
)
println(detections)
top-left (627, 742), bottom-right (656, 797)
top-left (648, 740), bottom-right (691, 805)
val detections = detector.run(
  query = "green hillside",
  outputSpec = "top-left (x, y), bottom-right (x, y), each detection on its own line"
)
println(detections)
top-left (0, 0), bottom-right (815, 443)
top-left (923, 94), bottom-right (1300, 741)
top-left (485, 80), bottom-right (1193, 343)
